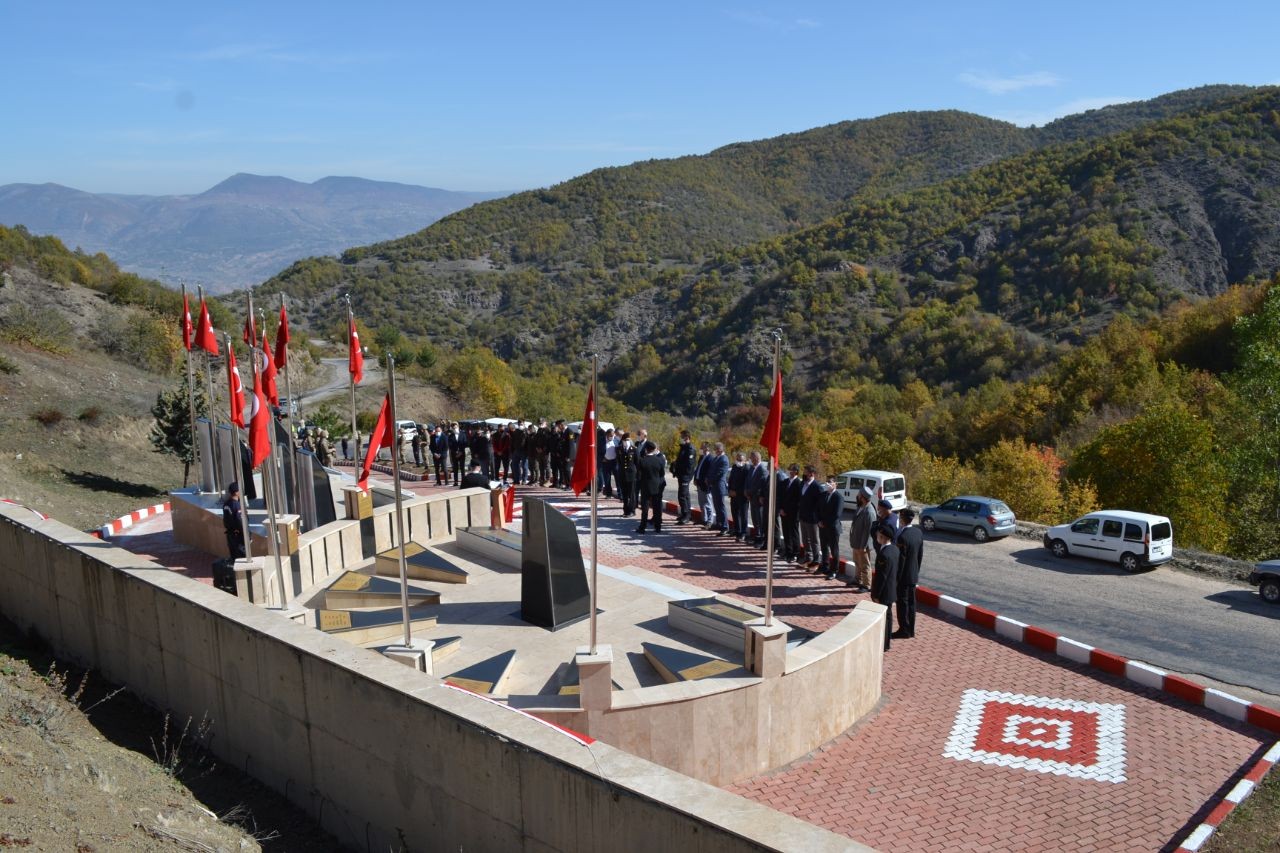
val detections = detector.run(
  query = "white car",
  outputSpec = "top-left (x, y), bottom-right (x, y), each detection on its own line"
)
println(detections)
top-left (1043, 510), bottom-right (1173, 573)
top-left (835, 470), bottom-right (907, 511)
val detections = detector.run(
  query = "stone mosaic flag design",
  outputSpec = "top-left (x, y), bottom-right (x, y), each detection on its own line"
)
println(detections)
top-left (944, 689), bottom-right (1126, 783)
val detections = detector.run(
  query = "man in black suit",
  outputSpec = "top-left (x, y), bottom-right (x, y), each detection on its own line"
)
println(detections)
top-left (430, 425), bottom-right (449, 485)
top-left (893, 508), bottom-right (924, 639)
top-left (779, 464), bottom-right (802, 562)
top-left (447, 423), bottom-right (468, 486)
top-left (672, 431), bottom-right (697, 524)
top-left (635, 441), bottom-right (667, 533)
top-left (797, 466), bottom-right (822, 569)
top-left (818, 475), bottom-right (845, 579)
top-left (727, 452), bottom-right (750, 540)
top-left (707, 442), bottom-right (730, 534)
top-left (872, 524), bottom-right (900, 651)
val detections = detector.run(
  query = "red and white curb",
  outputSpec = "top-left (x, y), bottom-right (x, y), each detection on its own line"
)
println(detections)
top-left (92, 502), bottom-right (170, 540)
top-left (915, 585), bottom-right (1280, 851)
top-left (1176, 741), bottom-right (1280, 851)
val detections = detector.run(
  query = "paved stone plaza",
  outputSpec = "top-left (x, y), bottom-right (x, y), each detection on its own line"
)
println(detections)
top-left (113, 478), bottom-right (1276, 852)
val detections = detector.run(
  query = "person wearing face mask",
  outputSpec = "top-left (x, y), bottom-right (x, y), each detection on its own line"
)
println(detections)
top-left (672, 431), bottom-right (697, 524)
top-left (616, 432), bottom-right (638, 517)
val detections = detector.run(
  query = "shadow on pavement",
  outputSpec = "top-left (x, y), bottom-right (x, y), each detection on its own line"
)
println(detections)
top-left (1205, 589), bottom-right (1279, 619)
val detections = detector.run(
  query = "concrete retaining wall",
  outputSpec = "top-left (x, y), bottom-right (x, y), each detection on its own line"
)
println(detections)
top-left (0, 504), bottom-right (861, 852)
top-left (526, 603), bottom-right (885, 787)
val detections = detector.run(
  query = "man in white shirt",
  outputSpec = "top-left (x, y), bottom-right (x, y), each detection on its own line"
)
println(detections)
top-left (601, 427), bottom-right (619, 498)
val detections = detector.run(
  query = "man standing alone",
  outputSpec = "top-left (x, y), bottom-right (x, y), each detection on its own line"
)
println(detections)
top-left (894, 508), bottom-right (924, 639)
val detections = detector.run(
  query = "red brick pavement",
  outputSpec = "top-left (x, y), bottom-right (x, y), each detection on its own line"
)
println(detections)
top-left (511, 486), bottom-right (1274, 853)
top-left (113, 483), bottom-right (1275, 852)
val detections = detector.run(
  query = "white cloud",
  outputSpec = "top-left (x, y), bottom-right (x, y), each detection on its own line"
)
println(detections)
top-left (958, 70), bottom-right (1063, 95)
top-left (726, 10), bottom-right (822, 31)
top-left (988, 96), bottom-right (1136, 128)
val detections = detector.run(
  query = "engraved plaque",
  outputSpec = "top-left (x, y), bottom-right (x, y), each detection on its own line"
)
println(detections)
top-left (318, 610), bottom-right (353, 631)
top-left (697, 603), bottom-right (756, 624)
top-left (680, 659), bottom-right (739, 680)
top-left (329, 572), bottom-right (371, 592)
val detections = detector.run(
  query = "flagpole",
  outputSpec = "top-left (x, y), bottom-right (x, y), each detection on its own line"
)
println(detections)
top-left (279, 293), bottom-right (301, 513)
top-left (258, 306), bottom-right (287, 515)
top-left (181, 283), bottom-right (201, 488)
top-left (280, 294), bottom-right (296, 431)
top-left (386, 354), bottom-right (412, 647)
top-left (764, 331), bottom-right (781, 627)
top-left (589, 355), bottom-right (600, 654)
top-left (223, 333), bottom-right (252, 556)
top-left (251, 334), bottom-right (288, 608)
top-left (346, 294), bottom-right (360, 465)
top-left (198, 285), bottom-right (222, 487)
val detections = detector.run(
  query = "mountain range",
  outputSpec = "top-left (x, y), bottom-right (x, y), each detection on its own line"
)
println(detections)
top-left (258, 84), bottom-right (1277, 414)
top-left (0, 175), bottom-right (506, 292)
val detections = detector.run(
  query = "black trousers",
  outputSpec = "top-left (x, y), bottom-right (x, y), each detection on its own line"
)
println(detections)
top-left (897, 583), bottom-right (917, 637)
top-left (618, 477), bottom-right (635, 514)
top-left (225, 531), bottom-right (245, 561)
top-left (881, 600), bottom-right (894, 650)
top-left (451, 454), bottom-right (466, 483)
top-left (819, 525), bottom-right (840, 570)
top-left (638, 493), bottom-right (663, 530)
top-left (432, 454), bottom-right (446, 483)
top-left (730, 496), bottom-right (750, 537)
top-left (782, 513), bottom-right (800, 558)
top-left (676, 479), bottom-right (691, 520)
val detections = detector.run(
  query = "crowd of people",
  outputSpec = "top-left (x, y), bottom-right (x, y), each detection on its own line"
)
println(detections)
top-left (343, 416), bottom-right (927, 650)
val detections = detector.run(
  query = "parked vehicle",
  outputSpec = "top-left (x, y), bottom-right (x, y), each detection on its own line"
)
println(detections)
top-left (1249, 561), bottom-right (1280, 605)
top-left (921, 496), bottom-right (1016, 542)
top-left (835, 470), bottom-right (907, 511)
top-left (1043, 511), bottom-right (1173, 573)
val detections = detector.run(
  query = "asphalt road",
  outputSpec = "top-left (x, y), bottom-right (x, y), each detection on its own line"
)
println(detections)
top-left (913, 529), bottom-right (1280, 700)
top-left (656, 479), bottom-right (1278, 699)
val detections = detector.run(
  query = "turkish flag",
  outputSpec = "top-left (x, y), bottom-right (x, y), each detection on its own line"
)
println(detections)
top-left (194, 298), bottom-right (219, 356)
top-left (570, 384), bottom-right (597, 496)
top-left (242, 313), bottom-right (256, 346)
top-left (227, 346), bottom-right (246, 428)
top-left (247, 364), bottom-right (271, 469)
top-left (348, 316), bottom-right (364, 384)
top-left (273, 304), bottom-right (289, 370)
top-left (760, 370), bottom-right (783, 462)
top-left (181, 292), bottom-right (193, 352)
top-left (358, 395), bottom-right (394, 491)
top-left (259, 331), bottom-right (279, 406)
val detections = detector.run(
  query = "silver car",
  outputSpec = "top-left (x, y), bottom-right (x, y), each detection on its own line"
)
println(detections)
top-left (920, 496), bottom-right (1017, 542)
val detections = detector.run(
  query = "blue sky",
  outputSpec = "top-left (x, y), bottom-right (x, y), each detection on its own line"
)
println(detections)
top-left (5, 2), bottom-right (1279, 195)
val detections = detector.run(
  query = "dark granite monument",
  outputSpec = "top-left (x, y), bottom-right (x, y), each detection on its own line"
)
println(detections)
top-left (520, 498), bottom-right (591, 630)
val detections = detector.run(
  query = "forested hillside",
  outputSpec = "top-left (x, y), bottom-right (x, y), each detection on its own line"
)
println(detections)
top-left (254, 85), bottom-right (1280, 558)
top-left (260, 85), bottom-right (1269, 403)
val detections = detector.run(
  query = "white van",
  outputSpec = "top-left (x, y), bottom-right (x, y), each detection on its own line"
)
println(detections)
top-left (835, 470), bottom-right (908, 511)
top-left (1043, 510), bottom-right (1173, 573)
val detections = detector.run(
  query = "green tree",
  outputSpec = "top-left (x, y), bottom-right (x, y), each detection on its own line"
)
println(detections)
top-left (1222, 279), bottom-right (1280, 557)
top-left (974, 439), bottom-right (1063, 523)
top-left (149, 373), bottom-right (208, 486)
top-left (1070, 400), bottom-right (1226, 551)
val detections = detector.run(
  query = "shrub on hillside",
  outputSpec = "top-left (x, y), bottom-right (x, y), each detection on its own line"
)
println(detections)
top-left (77, 406), bottom-right (103, 425)
top-left (0, 304), bottom-right (74, 354)
top-left (0, 353), bottom-right (17, 374)
top-left (93, 309), bottom-right (182, 374)
top-left (31, 407), bottom-right (65, 426)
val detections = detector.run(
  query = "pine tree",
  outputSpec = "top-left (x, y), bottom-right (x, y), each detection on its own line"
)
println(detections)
top-left (149, 371), bottom-right (209, 487)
